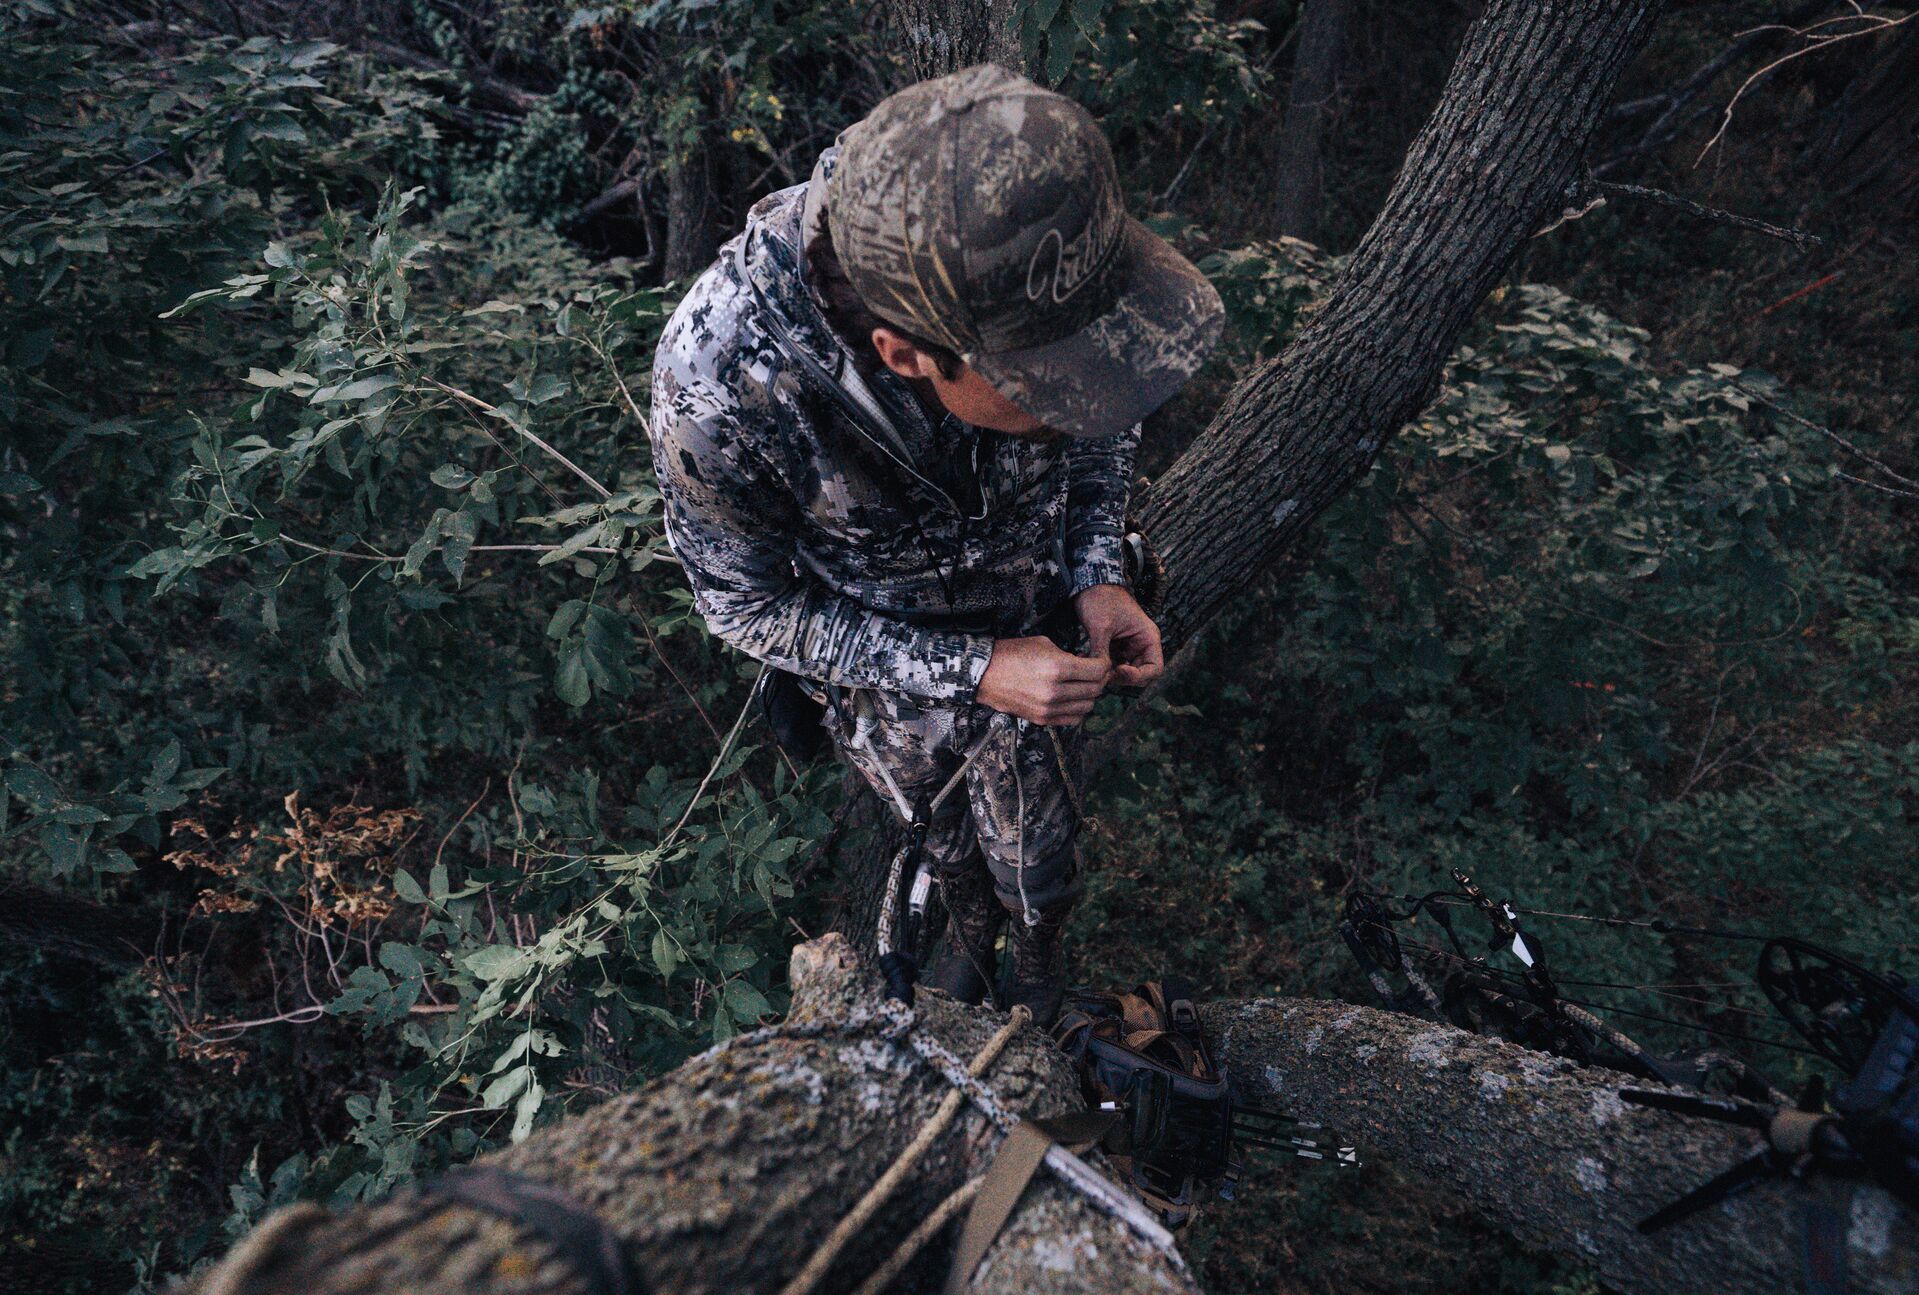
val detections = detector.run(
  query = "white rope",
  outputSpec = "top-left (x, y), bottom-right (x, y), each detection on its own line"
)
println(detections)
top-left (780, 1007), bottom-right (1030, 1295)
top-left (1010, 715), bottom-right (1036, 927)
top-left (877, 1000), bottom-right (1186, 1267)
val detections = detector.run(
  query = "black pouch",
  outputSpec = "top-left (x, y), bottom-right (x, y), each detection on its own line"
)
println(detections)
top-left (754, 666), bottom-right (829, 764)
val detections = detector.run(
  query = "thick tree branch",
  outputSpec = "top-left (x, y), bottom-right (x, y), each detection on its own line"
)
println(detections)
top-left (189, 942), bottom-right (1919, 1295)
top-left (0, 878), bottom-right (166, 967)
top-left (183, 936), bottom-right (1198, 1295)
top-left (1205, 997), bottom-right (1918, 1295)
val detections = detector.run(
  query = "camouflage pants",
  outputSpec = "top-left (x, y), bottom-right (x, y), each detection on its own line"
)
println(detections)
top-left (814, 682), bottom-right (1085, 916)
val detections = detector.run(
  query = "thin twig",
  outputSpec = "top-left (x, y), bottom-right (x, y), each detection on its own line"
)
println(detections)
top-left (1696, 6), bottom-right (1916, 165)
top-left (421, 376), bottom-right (613, 499)
top-left (1735, 382), bottom-right (1919, 490)
top-left (1593, 180), bottom-right (1823, 250)
top-left (661, 663), bottom-right (768, 848)
top-left (433, 780), bottom-right (492, 877)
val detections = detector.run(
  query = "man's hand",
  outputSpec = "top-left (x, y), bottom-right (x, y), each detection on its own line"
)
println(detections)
top-left (975, 636), bottom-right (1113, 726)
top-left (1074, 583), bottom-right (1164, 688)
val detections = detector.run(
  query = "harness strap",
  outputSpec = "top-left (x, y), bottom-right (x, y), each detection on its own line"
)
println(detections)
top-left (413, 1164), bottom-right (646, 1295)
top-left (943, 1110), bottom-right (1121, 1295)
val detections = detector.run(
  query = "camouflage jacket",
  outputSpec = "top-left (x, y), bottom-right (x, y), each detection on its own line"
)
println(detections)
top-left (645, 142), bottom-right (1140, 705)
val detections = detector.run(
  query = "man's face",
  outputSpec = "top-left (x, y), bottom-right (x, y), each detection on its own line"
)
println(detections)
top-left (870, 327), bottom-right (1069, 442)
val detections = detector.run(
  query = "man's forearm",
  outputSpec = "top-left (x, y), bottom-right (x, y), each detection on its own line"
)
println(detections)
top-left (693, 578), bottom-right (995, 704)
top-left (1063, 421), bottom-right (1142, 593)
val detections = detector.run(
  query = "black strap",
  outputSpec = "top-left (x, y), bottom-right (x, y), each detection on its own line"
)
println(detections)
top-left (1802, 1186), bottom-right (1853, 1295)
top-left (415, 1164), bottom-right (647, 1295)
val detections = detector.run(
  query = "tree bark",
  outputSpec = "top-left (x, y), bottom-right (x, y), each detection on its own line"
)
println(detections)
top-left (883, 0), bottom-right (1023, 84)
top-left (1802, 19), bottom-right (1919, 221)
top-left (1204, 996), bottom-right (1918, 1295)
top-left (181, 935), bottom-right (1199, 1295)
top-left (663, 135), bottom-right (718, 286)
top-left (1271, 0), bottom-right (1357, 241)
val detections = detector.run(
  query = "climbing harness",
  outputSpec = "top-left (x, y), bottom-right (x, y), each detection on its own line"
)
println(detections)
top-left (858, 695), bottom-right (1088, 1002)
top-left (1052, 979), bottom-right (1356, 1229)
top-left (1341, 866), bottom-right (1919, 1293)
top-left (857, 704), bottom-right (1002, 1004)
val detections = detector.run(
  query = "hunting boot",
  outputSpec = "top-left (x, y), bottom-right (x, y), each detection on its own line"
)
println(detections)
top-left (924, 864), bottom-right (1005, 1005)
top-left (1001, 892), bottom-right (1077, 1029)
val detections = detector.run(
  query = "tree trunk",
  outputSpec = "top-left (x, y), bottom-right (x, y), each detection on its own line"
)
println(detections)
top-left (1802, 19), bottom-right (1919, 221)
top-left (883, 0), bottom-right (1023, 83)
top-left (1137, 0), bottom-right (1665, 653)
top-left (663, 136), bottom-right (718, 286)
top-left (187, 940), bottom-right (1919, 1294)
top-left (1204, 996), bottom-right (1918, 1295)
top-left (181, 935), bottom-right (1199, 1295)
top-left (834, 0), bottom-right (1669, 951)
top-left (1271, 0), bottom-right (1357, 241)
top-left (0, 878), bottom-right (165, 967)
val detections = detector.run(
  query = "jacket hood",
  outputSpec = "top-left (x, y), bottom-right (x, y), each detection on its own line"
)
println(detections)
top-left (733, 140), bottom-right (851, 381)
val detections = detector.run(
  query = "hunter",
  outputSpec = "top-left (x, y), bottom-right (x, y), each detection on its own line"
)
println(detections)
top-left (645, 62), bottom-right (1224, 1027)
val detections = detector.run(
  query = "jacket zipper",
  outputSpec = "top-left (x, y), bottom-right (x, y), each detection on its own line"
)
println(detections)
top-left (731, 235), bottom-right (985, 523)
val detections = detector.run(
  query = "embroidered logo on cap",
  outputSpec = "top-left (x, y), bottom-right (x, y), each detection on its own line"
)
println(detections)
top-left (1024, 203), bottom-right (1122, 306)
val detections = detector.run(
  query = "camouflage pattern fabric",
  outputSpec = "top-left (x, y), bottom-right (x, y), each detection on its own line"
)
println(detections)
top-left (645, 138), bottom-right (1133, 911)
top-left (818, 62), bottom-right (1226, 441)
top-left (821, 682), bottom-right (1084, 914)
top-left (646, 139), bottom-right (1138, 705)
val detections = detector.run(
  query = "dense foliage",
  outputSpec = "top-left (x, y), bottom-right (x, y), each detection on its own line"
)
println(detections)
top-left (1, 13), bottom-right (836, 1281)
top-left (2, 3), bottom-right (1912, 1293)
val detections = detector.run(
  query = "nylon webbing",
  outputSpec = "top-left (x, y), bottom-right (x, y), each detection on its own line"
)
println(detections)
top-left (943, 1110), bottom-right (1120, 1294)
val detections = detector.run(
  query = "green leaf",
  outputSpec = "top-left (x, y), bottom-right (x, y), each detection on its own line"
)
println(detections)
top-left (724, 980), bottom-right (772, 1024)
top-left (650, 928), bottom-right (679, 977)
top-left (713, 944), bottom-right (758, 975)
top-left (392, 868), bottom-right (426, 904)
top-left (555, 640), bottom-right (591, 707)
top-left (510, 1073), bottom-right (544, 1142)
top-left (464, 944), bottom-right (533, 982)
top-left (525, 374), bottom-right (568, 405)
top-left (378, 943), bottom-right (427, 977)
top-left (480, 1064), bottom-right (530, 1109)
top-left (314, 373), bottom-right (400, 404)
top-left (149, 739), bottom-right (183, 786)
top-left (56, 230), bottom-right (109, 255)
top-left (6, 766), bottom-right (61, 812)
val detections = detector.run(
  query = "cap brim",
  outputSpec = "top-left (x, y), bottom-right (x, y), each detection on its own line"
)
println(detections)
top-left (965, 218), bottom-right (1224, 439)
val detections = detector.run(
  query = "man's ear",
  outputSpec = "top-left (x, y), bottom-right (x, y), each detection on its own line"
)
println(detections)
top-left (870, 326), bottom-right (937, 381)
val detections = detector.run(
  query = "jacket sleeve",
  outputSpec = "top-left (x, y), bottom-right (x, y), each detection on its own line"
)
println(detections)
top-left (647, 367), bottom-right (996, 704)
top-left (1061, 420), bottom-right (1142, 596)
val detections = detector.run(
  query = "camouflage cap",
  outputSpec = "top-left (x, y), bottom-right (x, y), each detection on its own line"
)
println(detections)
top-left (817, 62), bottom-right (1224, 439)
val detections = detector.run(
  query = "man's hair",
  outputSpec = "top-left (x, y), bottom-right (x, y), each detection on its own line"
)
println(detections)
top-left (804, 204), bottom-right (965, 382)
